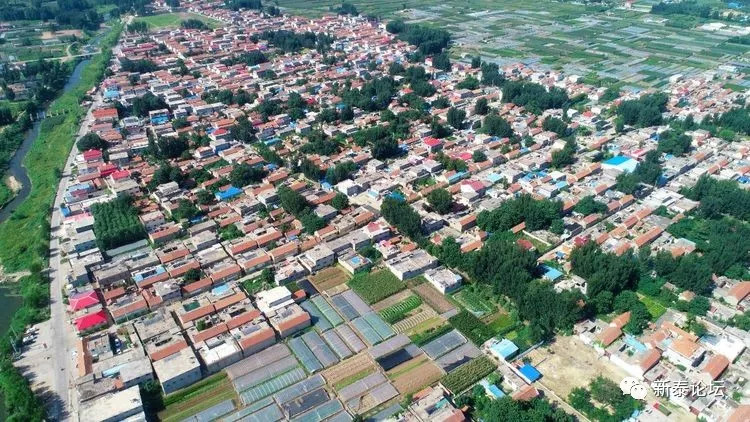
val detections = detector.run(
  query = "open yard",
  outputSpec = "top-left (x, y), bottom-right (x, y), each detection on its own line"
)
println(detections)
top-left (526, 335), bottom-right (695, 421)
top-left (638, 293), bottom-right (668, 320)
top-left (135, 12), bottom-right (221, 30)
top-left (525, 335), bottom-right (631, 400)
top-left (310, 266), bottom-right (351, 292)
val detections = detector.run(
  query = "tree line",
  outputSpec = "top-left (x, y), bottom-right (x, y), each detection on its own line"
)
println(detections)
top-left (476, 194), bottom-right (563, 233)
top-left (385, 20), bottom-right (451, 55)
top-left (255, 30), bottom-right (334, 54)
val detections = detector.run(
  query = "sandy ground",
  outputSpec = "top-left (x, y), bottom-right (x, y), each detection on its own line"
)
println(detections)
top-left (41, 30), bottom-right (83, 40)
top-left (527, 335), bottom-right (695, 422)
top-left (527, 336), bottom-right (631, 399)
top-left (6, 175), bottom-right (21, 192)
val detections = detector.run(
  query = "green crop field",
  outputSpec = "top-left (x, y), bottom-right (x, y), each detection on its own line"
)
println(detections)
top-left (134, 12), bottom-right (221, 30)
top-left (380, 295), bottom-right (422, 323)
top-left (348, 269), bottom-right (406, 304)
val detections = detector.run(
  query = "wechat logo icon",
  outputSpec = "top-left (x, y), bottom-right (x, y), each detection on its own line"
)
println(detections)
top-left (619, 377), bottom-right (648, 400)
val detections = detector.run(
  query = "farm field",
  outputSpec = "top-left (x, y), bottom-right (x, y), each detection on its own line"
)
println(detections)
top-left (483, 311), bottom-right (516, 335)
top-left (638, 293), bottom-right (668, 320)
top-left (322, 352), bottom-right (377, 388)
top-left (134, 12), bottom-right (222, 30)
top-left (409, 322), bottom-right (452, 346)
top-left (0, 22), bottom-right (87, 63)
top-left (277, 0), bottom-right (750, 90)
top-left (392, 304), bottom-right (439, 334)
top-left (158, 372), bottom-right (238, 422)
top-left (453, 286), bottom-right (497, 317)
top-left (412, 282), bottom-right (456, 314)
top-left (440, 356), bottom-right (496, 394)
top-left (309, 266), bottom-right (351, 292)
top-left (372, 289), bottom-right (414, 312)
top-left (391, 361), bottom-right (443, 395)
top-left (379, 295), bottom-right (423, 324)
top-left (348, 269), bottom-right (406, 304)
top-left (386, 355), bottom-right (430, 380)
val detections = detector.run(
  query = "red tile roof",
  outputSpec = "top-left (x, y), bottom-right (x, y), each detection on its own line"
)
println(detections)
top-left (74, 309), bottom-right (108, 332)
top-left (69, 290), bottom-right (100, 312)
top-left (150, 339), bottom-right (188, 361)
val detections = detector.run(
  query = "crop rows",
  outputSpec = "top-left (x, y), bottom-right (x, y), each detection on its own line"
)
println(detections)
top-left (380, 295), bottom-right (422, 323)
top-left (440, 356), bottom-right (496, 393)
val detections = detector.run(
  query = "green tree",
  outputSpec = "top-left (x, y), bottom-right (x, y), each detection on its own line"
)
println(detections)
top-left (183, 268), bottom-right (201, 283)
top-left (278, 185), bottom-right (310, 216)
top-left (574, 195), bottom-right (607, 215)
top-left (482, 114), bottom-right (513, 138)
top-left (172, 199), bottom-right (200, 221)
top-left (332, 192), bottom-right (349, 210)
top-left (474, 97), bottom-right (489, 115)
top-left (471, 55), bottom-right (481, 69)
top-left (427, 188), bottom-right (453, 214)
top-left (76, 132), bottom-right (107, 151)
top-left (446, 107), bottom-right (466, 130)
top-left (196, 190), bottom-right (214, 205)
top-left (229, 163), bottom-right (267, 187)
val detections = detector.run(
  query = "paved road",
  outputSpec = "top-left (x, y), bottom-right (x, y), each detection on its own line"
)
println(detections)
top-left (46, 18), bottom-right (128, 420)
top-left (47, 92), bottom-right (103, 422)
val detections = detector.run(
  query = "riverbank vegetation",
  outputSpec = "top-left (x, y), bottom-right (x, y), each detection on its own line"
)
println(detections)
top-left (0, 21), bottom-right (122, 422)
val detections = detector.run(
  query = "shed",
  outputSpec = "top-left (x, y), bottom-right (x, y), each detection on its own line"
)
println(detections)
top-left (215, 186), bottom-right (242, 201)
top-left (518, 363), bottom-right (541, 383)
top-left (542, 265), bottom-right (563, 281)
top-left (490, 339), bottom-right (519, 360)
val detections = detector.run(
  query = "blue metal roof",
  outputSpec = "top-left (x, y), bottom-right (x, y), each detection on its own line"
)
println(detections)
top-left (487, 173), bottom-right (503, 184)
top-left (604, 155), bottom-right (631, 166)
top-left (491, 339), bottom-right (519, 359)
top-left (215, 186), bottom-right (242, 201)
top-left (519, 364), bottom-right (541, 382)
top-left (542, 265), bottom-right (563, 281)
top-left (480, 379), bottom-right (506, 399)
